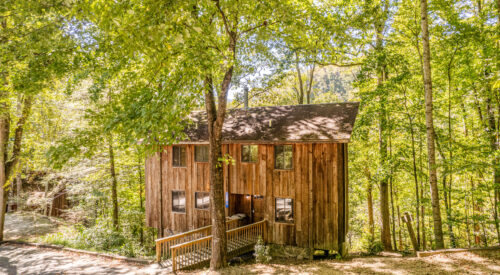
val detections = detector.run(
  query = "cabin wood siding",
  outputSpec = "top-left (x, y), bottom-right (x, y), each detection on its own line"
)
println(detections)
top-left (145, 143), bottom-right (348, 250)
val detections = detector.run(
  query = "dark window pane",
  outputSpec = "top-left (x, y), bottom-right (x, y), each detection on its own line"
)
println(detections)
top-left (195, 192), bottom-right (210, 210)
top-left (241, 145), bottom-right (258, 163)
top-left (274, 145), bottom-right (293, 169)
top-left (173, 146), bottom-right (186, 167)
top-left (275, 197), bottom-right (293, 223)
top-left (195, 145), bottom-right (209, 162)
top-left (172, 190), bottom-right (186, 213)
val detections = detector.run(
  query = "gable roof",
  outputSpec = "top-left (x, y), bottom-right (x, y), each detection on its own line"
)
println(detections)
top-left (182, 102), bottom-right (359, 144)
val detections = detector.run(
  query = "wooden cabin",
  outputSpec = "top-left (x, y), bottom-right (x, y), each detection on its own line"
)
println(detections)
top-left (145, 102), bottom-right (359, 254)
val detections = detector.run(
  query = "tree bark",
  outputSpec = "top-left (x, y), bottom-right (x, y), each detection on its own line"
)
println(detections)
top-left (295, 51), bottom-right (305, 105)
top-left (204, 73), bottom-right (231, 270)
top-left (0, 96), bottom-right (9, 242)
top-left (138, 153), bottom-right (144, 245)
top-left (108, 135), bottom-right (119, 230)
top-left (403, 212), bottom-right (420, 252)
top-left (365, 168), bottom-right (375, 239)
top-left (420, 0), bottom-right (445, 249)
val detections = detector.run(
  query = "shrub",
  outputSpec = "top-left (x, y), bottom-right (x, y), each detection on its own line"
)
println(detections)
top-left (254, 236), bottom-right (271, 263)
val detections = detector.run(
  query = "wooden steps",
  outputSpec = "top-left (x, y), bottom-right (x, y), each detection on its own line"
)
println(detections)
top-left (159, 220), bottom-right (266, 271)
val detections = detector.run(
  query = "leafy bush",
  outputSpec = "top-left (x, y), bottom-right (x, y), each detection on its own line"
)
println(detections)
top-left (254, 236), bottom-right (271, 263)
top-left (360, 234), bottom-right (383, 255)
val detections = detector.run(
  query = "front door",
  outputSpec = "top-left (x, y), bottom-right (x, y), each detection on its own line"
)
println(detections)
top-left (251, 195), bottom-right (265, 223)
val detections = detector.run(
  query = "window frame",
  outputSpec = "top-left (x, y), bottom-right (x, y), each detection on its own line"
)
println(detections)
top-left (275, 197), bottom-right (294, 224)
top-left (194, 191), bottom-right (210, 210)
top-left (274, 145), bottom-right (293, 170)
top-left (172, 146), bottom-right (187, 167)
top-left (171, 190), bottom-right (186, 213)
top-left (241, 145), bottom-right (258, 163)
top-left (194, 145), bottom-right (209, 163)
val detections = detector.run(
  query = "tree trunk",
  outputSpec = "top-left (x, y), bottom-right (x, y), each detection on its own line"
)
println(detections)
top-left (306, 62), bottom-right (316, 104)
top-left (0, 101), bottom-right (9, 242)
top-left (365, 168), bottom-right (375, 239)
top-left (403, 212), bottom-right (419, 252)
top-left (295, 51), bottom-right (305, 104)
top-left (420, 0), bottom-right (445, 249)
top-left (108, 135), bottom-right (119, 230)
top-left (16, 171), bottom-right (21, 197)
top-left (138, 153), bottom-right (144, 245)
top-left (204, 73), bottom-right (231, 270)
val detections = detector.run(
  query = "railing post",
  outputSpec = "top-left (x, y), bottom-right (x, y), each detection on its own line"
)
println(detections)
top-left (172, 248), bottom-right (177, 271)
top-left (156, 242), bottom-right (161, 262)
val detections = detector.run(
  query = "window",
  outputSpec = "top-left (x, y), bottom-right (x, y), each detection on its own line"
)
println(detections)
top-left (195, 145), bottom-right (209, 162)
top-left (274, 145), bottom-right (293, 169)
top-left (195, 192), bottom-right (210, 210)
top-left (241, 145), bottom-right (258, 163)
top-left (275, 198), bottom-right (293, 223)
top-left (172, 191), bottom-right (186, 213)
top-left (172, 146), bottom-right (186, 167)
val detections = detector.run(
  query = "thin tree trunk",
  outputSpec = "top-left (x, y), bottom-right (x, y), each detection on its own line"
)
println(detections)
top-left (365, 168), bottom-right (375, 239)
top-left (16, 171), bottom-right (21, 197)
top-left (138, 153), bottom-right (144, 245)
top-left (472, 179), bottom-right (480, 246)
top-left (306, 62), bottom-right (316, 104)
top-left (295, 51), bottom-right (305, 104)
top-left (108, 135), bottom-right (119, 230)
top-left (397, 204), bottom-right (403, 250)
top-left (403, 88), bottom-right (421, 247)
top-left (420, 0), bottom-right (445, 249)
top-left (0, 100), bottom-right (9, 242)
top-left (403, 212), bottom-right (419, 252)
top-left (465, 187), bottom-right (472, 247)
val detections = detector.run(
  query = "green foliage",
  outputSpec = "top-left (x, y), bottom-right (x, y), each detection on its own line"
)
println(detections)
top-left (254, 236), bottom-right (271, 263)
top-left (360, 234), bottom-right (383, 255)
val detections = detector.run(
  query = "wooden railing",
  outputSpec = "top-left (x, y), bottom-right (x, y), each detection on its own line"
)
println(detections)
top-left (155, 218), bottom-right (240, 262)
top-left (170, 220), bottom-right (266, 271)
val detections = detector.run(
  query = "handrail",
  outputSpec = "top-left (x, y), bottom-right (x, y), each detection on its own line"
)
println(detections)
top-left (155, 218), bottom-right (240, 262)
top-left (170, 219), bottom-right (266, 271)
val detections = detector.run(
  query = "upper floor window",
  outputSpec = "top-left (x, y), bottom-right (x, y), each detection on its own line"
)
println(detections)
top-left (274, 145), bottom-right (293, 169)
top-left (241, 145), bottom-right (258, 163)
top-left (172, 190), bottom-right (186, 213)
top-left (172, 146), bottom-right (186, 167)
top-left (195, 145), bottom-right (209, 162)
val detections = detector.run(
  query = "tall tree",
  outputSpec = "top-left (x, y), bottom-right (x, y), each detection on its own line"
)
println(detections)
top-left (0, 0), bottom-right (77, 240)
top-left (419, 0), bottom-right (445, 249)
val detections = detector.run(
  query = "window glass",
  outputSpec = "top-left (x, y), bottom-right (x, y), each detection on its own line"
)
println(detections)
top-left (195, 192), bottom-right (210, 210)
top-left (275, 198), bottom-right (293, 223)
top-left (274, 145), bottom-right (293, 169)
top-left (172, 146), bottom-right (186, 167)
top-left (195, 145), bottom-right (209, 162)
top-left (172, 191), bottom-right (186, 213)
top-left (241, 145), bottom-right (258, 163)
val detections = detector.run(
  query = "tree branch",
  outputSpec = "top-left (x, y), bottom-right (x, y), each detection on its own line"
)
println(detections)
top-left (213, 0), bottom-right (231, 36)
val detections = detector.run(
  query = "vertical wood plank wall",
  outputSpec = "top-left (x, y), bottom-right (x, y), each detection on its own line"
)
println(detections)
top-left (145, 143), bottom-right (348, 251)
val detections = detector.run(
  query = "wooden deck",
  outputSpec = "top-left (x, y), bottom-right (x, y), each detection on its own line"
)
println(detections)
top-left (156, 220), bottom-right (266, 271)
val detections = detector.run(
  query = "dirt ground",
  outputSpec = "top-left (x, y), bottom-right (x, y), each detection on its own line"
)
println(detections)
top-left (3, 212), bottom-right (59, 240)
top-left (181, 250), bottom-right (500, 275)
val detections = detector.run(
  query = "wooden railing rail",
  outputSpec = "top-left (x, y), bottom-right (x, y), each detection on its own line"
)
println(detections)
top-left (155, 218), bottom-right (240, 262)
top-left (170, 220), bottom-right (266, 271)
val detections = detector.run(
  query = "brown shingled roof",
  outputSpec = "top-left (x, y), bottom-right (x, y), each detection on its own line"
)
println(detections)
top-left (181, 102), bottom-right (359, 143)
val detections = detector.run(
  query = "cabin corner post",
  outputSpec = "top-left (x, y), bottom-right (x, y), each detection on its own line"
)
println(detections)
top-left (337, 143), bottom-right (349, 257)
